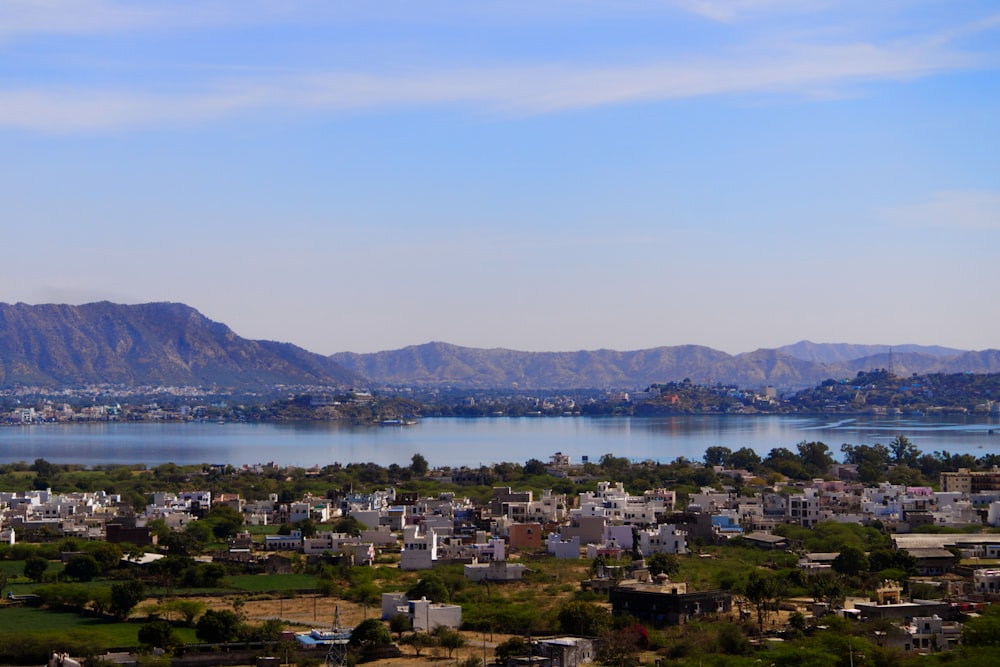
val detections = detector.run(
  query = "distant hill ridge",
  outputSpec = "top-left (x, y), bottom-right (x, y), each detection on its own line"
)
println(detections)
top-left (0, 301), bottom-right (357, 388)
top-left (331, 341), bottom-right (1000, 390)
top-left (0, 301), bottom-right (996, 390)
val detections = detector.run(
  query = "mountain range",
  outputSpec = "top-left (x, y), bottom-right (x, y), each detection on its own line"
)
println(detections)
top-left (1, 301), bottom-right (997, 391)
top-left (0, 302), bottom-right (358, 388)
top-left (331, 341), bottom-right (1000, 390)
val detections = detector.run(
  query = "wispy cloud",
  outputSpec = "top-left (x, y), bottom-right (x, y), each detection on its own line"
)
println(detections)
top-left (0, 0), bottom-right (300, 41)
top-left (0, 37), bottom-right (988, 131)
top-left (666, 0), bottom-right (827, 23)
top-left (881, 191), bottom-right (1000, 231)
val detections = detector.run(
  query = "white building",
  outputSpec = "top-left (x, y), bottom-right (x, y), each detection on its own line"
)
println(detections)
top-left (974, 568), bottom-right (1000, 595)
top-left (264, 530), bottom-right (304, 551)
top-left (547, 534), bottom-right (582, 559)
top-left (638, 524), bottom-right (688, 555)
top-left (400, 524), bottom-right (439, 570)
top-left (409, 597), bottom-right (462, 632)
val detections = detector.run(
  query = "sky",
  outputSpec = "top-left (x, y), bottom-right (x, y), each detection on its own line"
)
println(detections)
top-left (2, 1), bottom-right (998, 356)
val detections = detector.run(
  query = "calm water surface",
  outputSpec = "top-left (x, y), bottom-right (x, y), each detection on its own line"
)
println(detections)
top-left (1, 415), bottom-right (998, 468)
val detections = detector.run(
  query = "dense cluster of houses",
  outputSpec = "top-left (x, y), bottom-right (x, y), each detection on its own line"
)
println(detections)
top-left (7, 454), bottom-right (1000, 655)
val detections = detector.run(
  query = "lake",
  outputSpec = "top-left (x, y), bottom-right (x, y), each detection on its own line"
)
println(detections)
top-left (0, 414), bottom-right (998, 469)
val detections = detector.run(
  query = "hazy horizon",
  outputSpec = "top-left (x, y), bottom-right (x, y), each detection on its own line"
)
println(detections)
top-left (3, 2), bottom-right (997, 355)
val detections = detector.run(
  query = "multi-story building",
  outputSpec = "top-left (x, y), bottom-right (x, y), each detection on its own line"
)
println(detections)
top-left (787, 488), bottom-right (820, 528)
top-left (941, 468), bottom-right (1000, 494)
top-left (400, 524), bottom-right (440, 570)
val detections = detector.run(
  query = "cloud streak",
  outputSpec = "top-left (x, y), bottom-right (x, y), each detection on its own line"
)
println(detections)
top-left (0, 39), bottom-right (988, 132)
top-left (0, 0), bottom-right (299, 41)
top-left (665, 0), bottom-right (827, 23)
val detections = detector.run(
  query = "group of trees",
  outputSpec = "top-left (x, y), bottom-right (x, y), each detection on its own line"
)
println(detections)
top-left (33, 579), bottom-right (145, 620)
top-left (702, 434), bottom-right (1000, 487)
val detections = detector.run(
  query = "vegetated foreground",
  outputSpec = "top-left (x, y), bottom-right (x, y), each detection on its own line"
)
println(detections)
top-left (9, 447), bottom-right (1000, 666)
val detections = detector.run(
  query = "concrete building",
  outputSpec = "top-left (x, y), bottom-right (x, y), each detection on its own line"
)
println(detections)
top-left (400, 524), bottom-right (439, 570)
top-left (787, 488), bottom-right (820, 528)
top-left (464, 559), bottom-right (528, 582)
top-left (547, 534), bottom-right (581, 559)
top-left (409, 597), bottom-right (462, 632)
top-left (509, 522), bottom-right (543, 549)
top-left (638, 524), bottom-right (688, 555)
top-left (941, 468), bottom-right (1000, 494)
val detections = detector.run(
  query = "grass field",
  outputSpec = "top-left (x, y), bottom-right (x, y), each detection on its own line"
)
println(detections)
top-left (227, 573), bottom-right (320, 592)
top-left (0, 605), bottom-right (196, 645)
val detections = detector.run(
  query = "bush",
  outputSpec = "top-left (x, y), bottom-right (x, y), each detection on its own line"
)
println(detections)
top-left (557, 600), bottom-right (611, 636)
top-left (35, 583), bottom-right (92, 610)
top-left (137, 620), bottom-right (180, 649)
top-left (350, 619), bottom-right (392, 648)
top-left (64, 555), bottom-right (101, 582)
top-left (196, 609), bottom-right (242, 643)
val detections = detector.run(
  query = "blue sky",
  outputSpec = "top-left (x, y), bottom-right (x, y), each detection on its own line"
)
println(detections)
top-left (2, 1), bottom-right (998, 355)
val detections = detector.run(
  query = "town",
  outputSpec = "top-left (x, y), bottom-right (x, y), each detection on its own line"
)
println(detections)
top-left (3, 443), bottom-right (1000, 666)
top-left (4, 370), bottom-right (1000, 426)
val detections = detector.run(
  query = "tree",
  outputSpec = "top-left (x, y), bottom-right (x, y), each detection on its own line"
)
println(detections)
top-left (389, 612), bottom-right (412, 639)
top-left (24, 555), bottom-right (49, 582)
top-left (523, 458), bottom-right (547, 476)
top-left (890, 435), bottom-right (920, 467)
top-left (350, 618), bottom-right (392, 648)
top-left (64, 554), bottom-right (101, 582)
top-left (809, 573), bottom-right (846, 612)
top-left (796, 441), bottom-right (834, 476)
top-left (110, 580), bottom-right (146, 620)
top-left (148, 555), bottom-right (190, 593)
top-left (400, 632), bottom-right (437, 657)
top-left (730, 447), bottom-right (762, 471)
top-left (164, 599), bottom-right (206, 626)
top-left (138, 619), bottom-right (180, 649)
top-left (841, 443), bottom-right (892, 484)
top-left (205, 504), bottom-right (244, 540)
top-left (868, 548), bottom-right (916, 577)
top-left (32, 457), bottom-right (57, 479)
top-left (83, 541), bottom-right (123, 574)
top-left (91, 586), bottom-right (112, 616)
top-left (410, 453), bottom-right (429, 477)
top-left (597, 626), bottom-right (644, 667)
top-left (0, 572), bottom-right (7, 598)
top-left (196, 608), bottom-right (242, 643)
top-left (407, 574), bottom-right (450, 603)
top-left (645, 552), bottom-right (680, 578)
top-left (331, 515), bottom-right (364, 536)
top-left (295, 517), bottom-right (318, 539)
top-left (743, 570), bottom-right (784, 636)
top-left (433, 626), bottom-right (467, 658)
top-left (964, 605), bottom-right (1000, 646)
top-left (495, 637), bottom-right (529, 662)
top-left (703, 446), bottom-right (733, 467)
top-left (832, 546), bottom-right (869, 578)
top-left (183, 520), bottom-right (213, 549)
top-left (557, 600), bottom-right (611, 636)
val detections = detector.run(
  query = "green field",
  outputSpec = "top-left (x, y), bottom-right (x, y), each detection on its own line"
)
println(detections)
top-left (226, 572), bottom-right (319, 592)
top-left (0, 605), bottom-right (197, 645)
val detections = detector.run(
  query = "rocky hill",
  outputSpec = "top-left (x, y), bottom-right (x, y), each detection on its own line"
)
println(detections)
top-left (2, 302), bottom-right (996, 391)
top-left (0, 302), bottom-right (358, 388)
top-left (331, 341), bottom-right (1000, 390)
